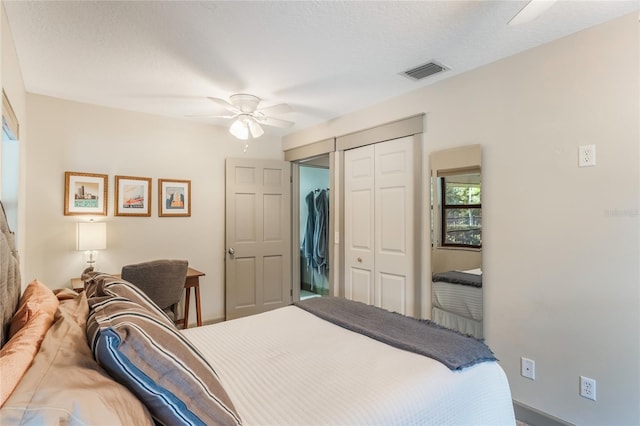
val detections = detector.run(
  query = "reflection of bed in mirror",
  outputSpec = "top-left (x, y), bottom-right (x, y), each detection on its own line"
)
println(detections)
top-left (432, 269), bottom-right (483, 339)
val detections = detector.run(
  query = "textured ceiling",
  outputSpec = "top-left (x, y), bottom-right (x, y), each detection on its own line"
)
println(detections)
top-left (4, 1), bottom-right (638, 137)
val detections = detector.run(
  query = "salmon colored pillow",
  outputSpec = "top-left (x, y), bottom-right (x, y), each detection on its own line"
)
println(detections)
top-left (8, 280), bottom-right (58, 337)
top-left (0, 279), bottom-right (58, 406)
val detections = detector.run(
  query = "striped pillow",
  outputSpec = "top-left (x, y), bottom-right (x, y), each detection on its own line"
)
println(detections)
top-left (83, 272), bottom-right (175, 327)
top-left (86, 295), bottom-right (242, 426)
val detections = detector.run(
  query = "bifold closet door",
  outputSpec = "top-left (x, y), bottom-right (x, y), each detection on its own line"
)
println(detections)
top-left (344, 145), bottom-right (376, 305)
top-left (344, 136), bottom-right (416, 316)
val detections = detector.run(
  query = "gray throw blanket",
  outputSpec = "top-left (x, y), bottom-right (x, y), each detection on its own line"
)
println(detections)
top-left (432, 271), bottom-right (482, 288)
top-left (294, 297), bottom-right (495, 370)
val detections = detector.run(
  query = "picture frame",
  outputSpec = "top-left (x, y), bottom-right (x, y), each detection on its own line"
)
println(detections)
top-left (64, 172), bottom-right (108, 216)
top-left (158, 179), bottom-right (191, 217)
top-left (115, 175), bottom-right (152, 217)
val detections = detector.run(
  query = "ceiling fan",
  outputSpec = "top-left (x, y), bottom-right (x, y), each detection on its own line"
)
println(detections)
top-left (508, 0), bottom-right (557, 26)
top-left (206, 94), bottom-right (294, 140)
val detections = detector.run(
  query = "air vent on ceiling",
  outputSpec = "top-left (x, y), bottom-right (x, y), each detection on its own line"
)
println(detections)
top-left (402, 61), bottom-right (448, 81)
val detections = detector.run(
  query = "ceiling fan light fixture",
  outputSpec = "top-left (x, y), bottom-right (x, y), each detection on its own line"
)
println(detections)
top-left (229, 118), bottom-right (249, 140)
top-left (247, 119), bottom-right (264, 138)
top-left (229, 115), bottom-right (264, 140)
top-left (229, 94), bottom-right (260, 113)
top-left (213, 94), bottom-right (293, 141)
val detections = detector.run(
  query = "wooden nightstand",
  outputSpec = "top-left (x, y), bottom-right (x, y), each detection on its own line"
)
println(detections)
top-left (70, 277), bottom-right (84, 292)
top-left (176, 268), bottom-right (205, 329)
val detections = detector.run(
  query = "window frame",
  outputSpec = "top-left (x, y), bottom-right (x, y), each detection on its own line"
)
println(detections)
top-left (439, 175), bottom-right (482, 249)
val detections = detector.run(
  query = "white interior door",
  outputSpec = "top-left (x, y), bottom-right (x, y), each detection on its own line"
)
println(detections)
top-left (374, 137), bottom-right (415, 316)
top-left (344, 137), bottom-right (416, 316)
top-left (344, 145), bottom-right (375, 304)
top-left (225, 158), bottom-right (291, 320)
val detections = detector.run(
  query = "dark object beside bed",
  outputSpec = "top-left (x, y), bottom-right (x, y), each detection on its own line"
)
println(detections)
top-left (121, 259), bottom-right (188, 321)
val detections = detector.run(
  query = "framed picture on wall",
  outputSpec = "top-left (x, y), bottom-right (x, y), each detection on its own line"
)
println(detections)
top-left (158, 179), bottom-right (191, 217)
top-left (115, 175), bottom-right (152, 217)
top-left (64, 172), bottom-right (108, 216)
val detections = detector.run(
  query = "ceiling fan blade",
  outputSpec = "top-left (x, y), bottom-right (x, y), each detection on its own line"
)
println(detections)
top-left (508, 0), bottom-right (557, 26)
top-left (255, 116), bottom-right (295, 128)
top-left (207, 97), bottom-right (240, 113)
top-left (186, 113), bottom-right (237, 119)
top-left (255, 103), bottom-right (292, 116)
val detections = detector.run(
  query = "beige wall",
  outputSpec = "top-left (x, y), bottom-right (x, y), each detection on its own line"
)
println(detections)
top-left (25, 94), bottom-right (283, 323)
top-left (285, 13), bottom-right (640, 426)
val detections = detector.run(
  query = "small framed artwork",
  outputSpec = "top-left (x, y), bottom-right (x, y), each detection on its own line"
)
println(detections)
top-left (158, 179), bottom-right (191, 217)
top-left (115, 175), bottom-right (152, 217)
top-left (64, 172), bottom-right (108, 216)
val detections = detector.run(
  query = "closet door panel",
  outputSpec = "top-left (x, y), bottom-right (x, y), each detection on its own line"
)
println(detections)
top-left (374, 137), bottom-right (415, 316)
top-left (349, 268), bottom-right (373, 304)
top-left (379, 186), bottom-right (406, 253)
top-left (351, 190), bottom-right (373, 249)
top-left (344, 145), bottom-right (375, 301)
top-left (377, 272), bottom-right (405, 314)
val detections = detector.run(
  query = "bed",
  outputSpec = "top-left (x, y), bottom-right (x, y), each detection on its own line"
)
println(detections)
top-left (0, 201), bottom-right (515, 425)
top-left (432, 268), bottom-right (483, 339)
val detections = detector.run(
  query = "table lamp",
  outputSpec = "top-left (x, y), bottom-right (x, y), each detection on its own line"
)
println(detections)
top-left (76, 221), bottom-right (107, 268)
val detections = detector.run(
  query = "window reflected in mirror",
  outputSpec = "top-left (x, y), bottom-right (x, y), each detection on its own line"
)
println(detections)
top-left (440, 173), bottom-right (481, 248)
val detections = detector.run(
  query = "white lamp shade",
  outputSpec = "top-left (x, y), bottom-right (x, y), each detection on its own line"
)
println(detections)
top-left (229, 115), bottom-right (264, 140)
top-left (229, 118), bottom-right (249, 140)
top-left (247, 119), bottom-right (264, 138)
top-left (76, 222), bottom-right (107, 251)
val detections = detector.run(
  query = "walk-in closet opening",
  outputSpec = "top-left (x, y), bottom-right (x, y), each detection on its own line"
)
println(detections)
top-left (298, 156), bottom-right (330, 300)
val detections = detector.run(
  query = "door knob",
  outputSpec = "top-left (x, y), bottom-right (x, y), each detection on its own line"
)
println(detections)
top-left (357, 257), bottom-right (362, 263)
top-left (228, 248), bottom-right (235, 255)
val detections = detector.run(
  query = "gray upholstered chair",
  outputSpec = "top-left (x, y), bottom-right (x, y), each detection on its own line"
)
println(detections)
top-left (121, 259), bottom-right (188, 322)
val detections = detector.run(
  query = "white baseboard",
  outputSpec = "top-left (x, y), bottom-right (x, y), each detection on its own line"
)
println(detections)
top-left (513, 401), bottom-right (574, 426)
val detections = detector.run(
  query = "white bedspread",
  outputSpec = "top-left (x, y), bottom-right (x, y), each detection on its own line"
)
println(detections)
top-left (182, 305), bottom-right (515, 425)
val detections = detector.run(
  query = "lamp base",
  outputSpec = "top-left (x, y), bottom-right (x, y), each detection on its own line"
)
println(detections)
top-left (83, 250), bottom-right (98, 269)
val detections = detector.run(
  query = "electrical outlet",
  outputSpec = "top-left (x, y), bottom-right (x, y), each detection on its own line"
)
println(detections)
top-left (580, 376), bottom-right (596, 401)
top-left (579, 144), bottom-right (596, 167)
top-left (521, 357), bottom-right (535, 380)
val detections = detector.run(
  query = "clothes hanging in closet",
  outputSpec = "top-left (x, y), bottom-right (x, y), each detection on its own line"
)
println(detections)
top-left (301, 189), bottom-right (329, 275)
top-left (301, 191), bottom-right (316, 270)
